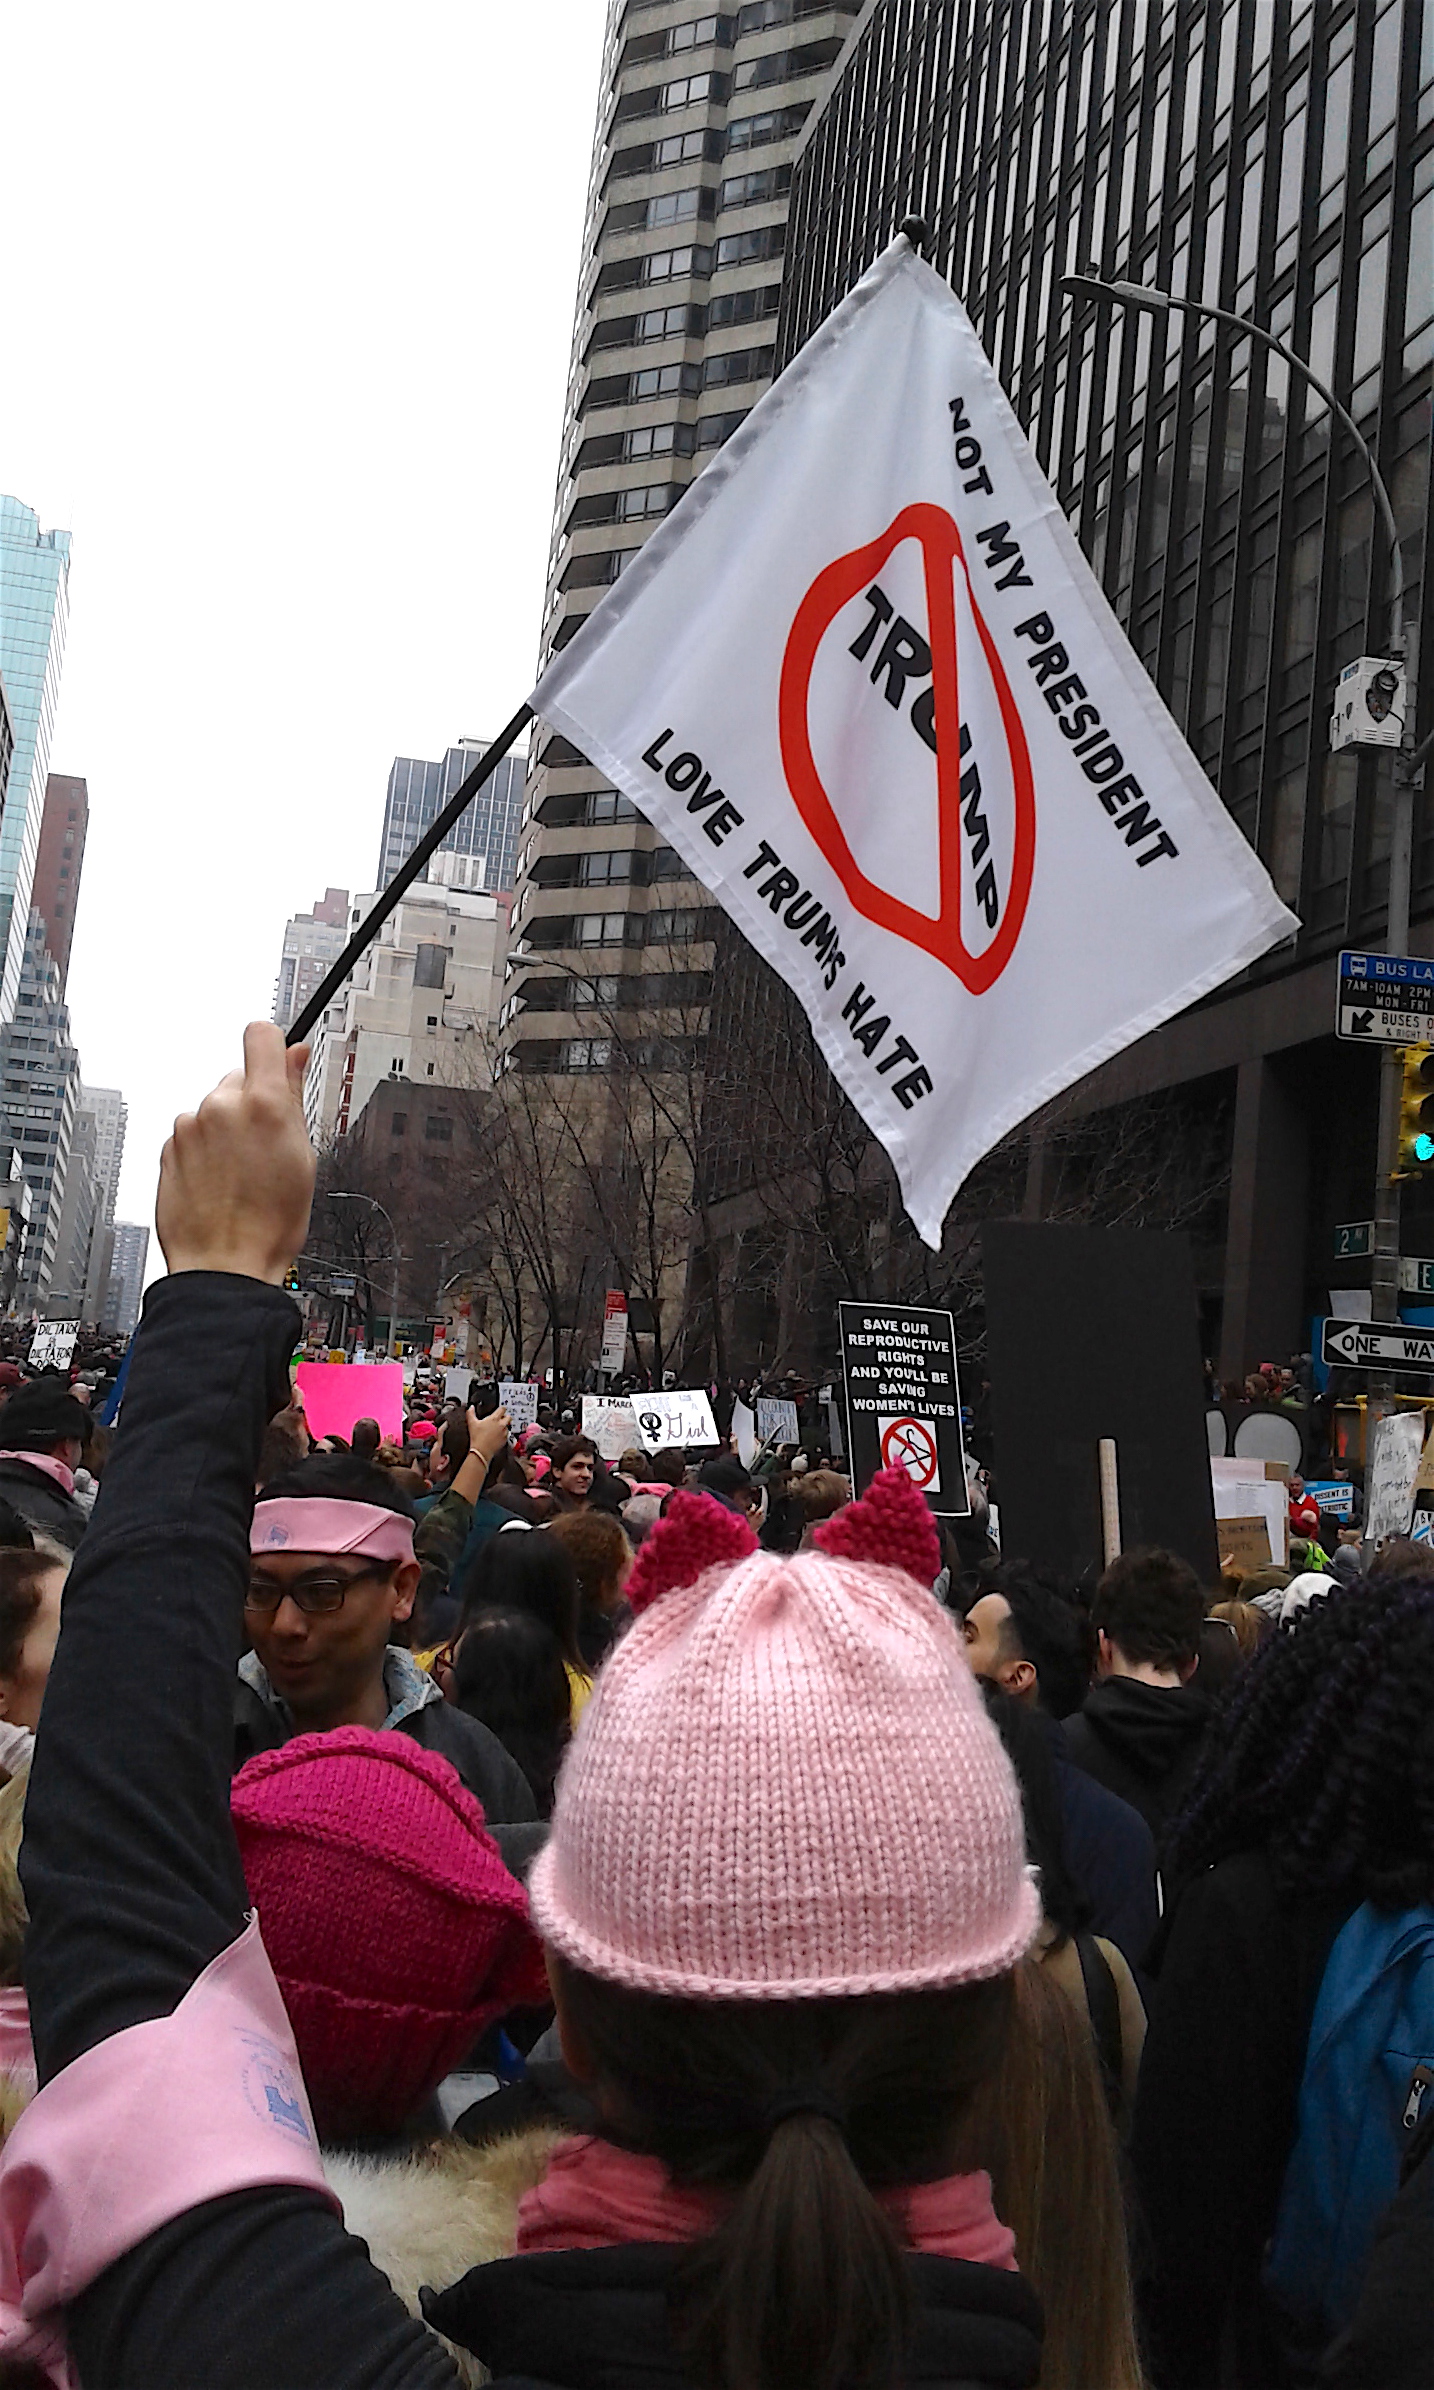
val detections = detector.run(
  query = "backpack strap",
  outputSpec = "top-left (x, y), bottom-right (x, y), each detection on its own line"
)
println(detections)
top-left (1074, 1931), bottom-right (1123, 2115)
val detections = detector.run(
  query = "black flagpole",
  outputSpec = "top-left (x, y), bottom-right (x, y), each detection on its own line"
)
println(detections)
top-left (285, 699), bottom-right (536, 1046)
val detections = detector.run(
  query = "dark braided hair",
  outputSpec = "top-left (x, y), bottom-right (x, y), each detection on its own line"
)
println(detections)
top-left (1167, 1572), bottom-right (1434, 1908)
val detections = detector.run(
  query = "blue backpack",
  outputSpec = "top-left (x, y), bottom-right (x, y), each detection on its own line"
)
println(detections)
top-left (1265, 1901), bottom-right (1434, 2343)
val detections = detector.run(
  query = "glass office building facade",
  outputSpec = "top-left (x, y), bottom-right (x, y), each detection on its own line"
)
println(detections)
top-left (706, 0), bottom-right (1433, 1374)
top-left (0, 499), bottom-right (71, 1028)
top-left (377, 739), bottom-right (526, 897)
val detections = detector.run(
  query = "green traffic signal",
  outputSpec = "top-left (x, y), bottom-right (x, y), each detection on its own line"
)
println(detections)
top-left (1399, 1048), bottom-right (1434, 1174)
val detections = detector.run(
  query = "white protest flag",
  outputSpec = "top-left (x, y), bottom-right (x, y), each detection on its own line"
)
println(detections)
top-left (530, 238), bottom-right (1297, 1247)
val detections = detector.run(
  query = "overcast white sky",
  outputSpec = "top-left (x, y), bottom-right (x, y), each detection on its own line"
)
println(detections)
top-left (2, 0), bottom-right (606, 1261)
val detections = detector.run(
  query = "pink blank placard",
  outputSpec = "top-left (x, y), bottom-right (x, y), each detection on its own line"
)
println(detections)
top-left (295, 1362), bottom-right (405, 1443)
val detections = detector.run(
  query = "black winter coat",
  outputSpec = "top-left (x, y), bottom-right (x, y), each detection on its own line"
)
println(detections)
top-left (1061, 1677), bottom-right (1212, 1841)
top-left (232, 1676), bottom-right (537, 1825)
top-left (1131, 1850), bottom-right (1351, 2389)
top-left (0, 1453), bottom-right (89, 1549)
top-left (424, 2241), bottom-right (1044, 2390)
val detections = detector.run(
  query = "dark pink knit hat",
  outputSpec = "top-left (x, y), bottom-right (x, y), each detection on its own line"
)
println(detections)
top-left (232, 1727), bottom-right (548, 2140)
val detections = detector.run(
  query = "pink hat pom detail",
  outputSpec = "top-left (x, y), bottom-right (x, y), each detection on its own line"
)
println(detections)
top-left (811, 1465), bottom-right (942, 1585)
top-left (625, 1488), bottom-right (758, 1614)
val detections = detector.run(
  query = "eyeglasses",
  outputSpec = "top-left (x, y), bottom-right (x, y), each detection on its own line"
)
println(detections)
top-left (245, 1562), bottom-right (393, 1616)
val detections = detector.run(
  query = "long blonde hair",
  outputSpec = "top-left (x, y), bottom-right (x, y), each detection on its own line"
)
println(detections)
top-left (955, 1956), bottom-right (1145, 2390)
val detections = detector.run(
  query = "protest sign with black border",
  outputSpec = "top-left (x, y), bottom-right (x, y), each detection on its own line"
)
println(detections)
top-left (838, 1301), bottom-right (969, 1517)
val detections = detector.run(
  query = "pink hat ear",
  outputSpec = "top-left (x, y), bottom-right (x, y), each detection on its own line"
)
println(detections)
top-left (811, 1467), bottom-right (942, 1585)
top-left (625, 1489), bottom-right (758, 1615)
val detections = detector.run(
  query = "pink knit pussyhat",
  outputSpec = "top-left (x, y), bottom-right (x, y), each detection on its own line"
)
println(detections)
top-left (232, 1728), bottom-right (549, 2139)
top-left (528, 1470), bottom-right (1039, 1998)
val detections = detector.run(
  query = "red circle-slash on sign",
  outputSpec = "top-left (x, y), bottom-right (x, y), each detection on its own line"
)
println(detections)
top-left (880, 1416), bottom-right (939, 1488)
top-left (778, 504), bottom-right (1036, 995)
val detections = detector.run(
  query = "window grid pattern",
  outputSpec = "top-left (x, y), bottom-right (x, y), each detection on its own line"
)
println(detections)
top-left (780, 0), bottom-right (1433, 954)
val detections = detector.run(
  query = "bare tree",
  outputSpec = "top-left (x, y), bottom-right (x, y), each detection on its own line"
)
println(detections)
top-left (699, 943), bottom-right (1232, 1376)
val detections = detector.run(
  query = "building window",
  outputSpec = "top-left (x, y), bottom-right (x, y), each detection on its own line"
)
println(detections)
top-left (697, 408), bottom-right (749, 447)
top-left (568, 483), bottom-right (677, 529)
top-left (427, 1015), bottom-right (438, 1027)
top-left (707, 284), bottom-right (781, 329)
top-left (724, 101), bottom-right (809, 151)
top-left (715, 223), bottom-right (785, 268)
top-left (667, 13), bottom-right (728, 53)
top-left (737, 0), bottom-right (852, 25)
top-left (702, 343), bottom-right (775, 388)
top-left (391, 1113), bottom-right (407, 1137)
top-left (426, 1063), bottom-right (436, 1078)
top-left (425, 1115), bottom-right (452, 1140)
top-left (654, 126), bottom-right (721, 168)
top-left (650, 185), bottom-right (711, 227)
top-left (718, 164), bottom-right (790, 209)
top-left (661, 70), bottom-right (722, 109)
top-left (560, 1039), bottom-right (615, 1071)
top-left (645, 243), bottom-right (713, 283)
top-left (561, 548), bottom-right (634, 590)
top-left (627, 419), bottom-right (696, 460)
top-left (639, 301), bottom-right (703, 341)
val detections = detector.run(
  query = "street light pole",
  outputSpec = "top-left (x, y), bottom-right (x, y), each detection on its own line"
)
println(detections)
top-left (328, 1192), bottom-right (403, 1356)
top-left (1064, 275), bottom-right (1419, 1413)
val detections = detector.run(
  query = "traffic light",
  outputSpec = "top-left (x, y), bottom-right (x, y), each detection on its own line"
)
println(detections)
top-left (1398, 1048), bottom-right (1434, 1172)
top-left (283, 1265), bottom-right (302, 1294)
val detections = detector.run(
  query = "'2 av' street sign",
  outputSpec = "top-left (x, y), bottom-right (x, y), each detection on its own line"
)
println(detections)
top-left (1322, 1318), bottom-right (1434, 1374)
top-left (1328, 1225), bottom-right (1434, 1290)
top-left (1337, 950), bottom-right (1434, 1044)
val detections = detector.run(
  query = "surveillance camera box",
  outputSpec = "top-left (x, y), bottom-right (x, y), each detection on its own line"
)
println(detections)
top-left (1329, 656), bottom-right (1407, 752)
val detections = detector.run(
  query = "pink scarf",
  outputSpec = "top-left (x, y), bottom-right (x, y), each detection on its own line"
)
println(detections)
top-left (0, 1453), bottom-right (74, 1497)
top-left (517, 2135), bottom-right (1017, 2271)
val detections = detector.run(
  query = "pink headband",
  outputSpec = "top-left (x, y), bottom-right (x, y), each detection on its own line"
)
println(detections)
top-left (250, 1500), bottom-right (416, 1563)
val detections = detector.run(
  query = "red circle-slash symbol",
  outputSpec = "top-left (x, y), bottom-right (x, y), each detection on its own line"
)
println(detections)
top-left (778, 503), bottom-right (1036, 994)
top-left (880, 1415), bottom-right (939, 1488)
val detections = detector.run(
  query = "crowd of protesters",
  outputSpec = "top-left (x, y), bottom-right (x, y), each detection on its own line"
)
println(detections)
top-left (0, 1023), bottom-right (1425, 2390)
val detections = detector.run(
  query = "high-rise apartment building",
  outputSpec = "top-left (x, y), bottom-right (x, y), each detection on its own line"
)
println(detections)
top-left (503, 0), bottom-right (858, 1075)
top-left (377, 743), bottom-right (525, 898)
top-left (31, 774), bottom-right (88, 993)
top-left (62, 1084), bottom-right (127, 1320)
top-left (51, 1103), bottom-right (100, 1322)
top-left (272, 888), bottom-right (350, 1032)
top-left (303, 884), bottom-right (506, 1147)
top-left (0, 915), bottom-right (82, 1302)
top-left (0, 500), bottom-right (72, 1026)
top-left (104, 1222), bottom-right (149, 1338)
top-left (701, 0), bottom-right (1433, 1377)
top-left (84, 1086), bottom-right (126, 1227)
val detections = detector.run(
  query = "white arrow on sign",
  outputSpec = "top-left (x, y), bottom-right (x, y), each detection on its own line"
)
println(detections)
top-left (1322, 1320), bottom-right (1434, 1371)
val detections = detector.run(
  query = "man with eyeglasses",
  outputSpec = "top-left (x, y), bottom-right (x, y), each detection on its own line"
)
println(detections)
top-left (235, 1450), bottom-right (536, 1833)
